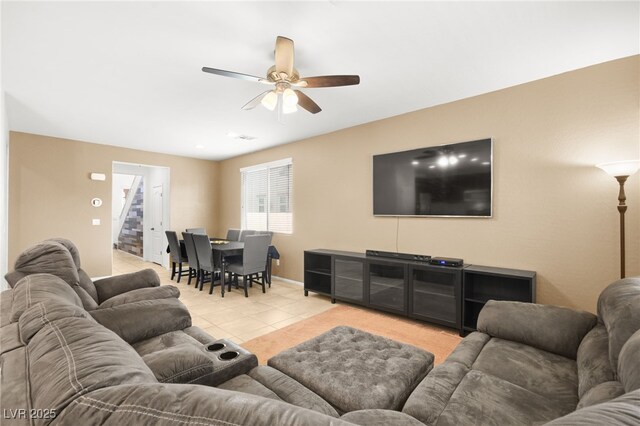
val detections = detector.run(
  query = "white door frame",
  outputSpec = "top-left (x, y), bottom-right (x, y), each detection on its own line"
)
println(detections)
top-left (112, 161), bottom-right (170, 269)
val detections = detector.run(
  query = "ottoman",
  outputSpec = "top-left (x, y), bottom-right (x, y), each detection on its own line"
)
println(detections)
top-left (267, 326), bottom-right (434, 413)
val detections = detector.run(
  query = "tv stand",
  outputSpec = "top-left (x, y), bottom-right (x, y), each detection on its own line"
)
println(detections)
top-left (304, 249), bottom-right (535, 336)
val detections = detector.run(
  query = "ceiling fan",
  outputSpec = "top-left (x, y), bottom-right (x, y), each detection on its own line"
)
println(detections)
top-left (202, 36), bottom-right (360, 115)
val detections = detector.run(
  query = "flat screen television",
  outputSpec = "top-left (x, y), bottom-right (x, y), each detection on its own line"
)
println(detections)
top-left (373, 138), bottom-right (493, 217)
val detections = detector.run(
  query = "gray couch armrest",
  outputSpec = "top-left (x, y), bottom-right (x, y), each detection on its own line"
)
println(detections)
top-left (93, 269), bottom-right (160, 303)
top-left (98, 285), bottom-right (180, 309)
top-left (90, 298), bottom-right (191, 344)
top-left (477, 300), bottom-right (597, 359)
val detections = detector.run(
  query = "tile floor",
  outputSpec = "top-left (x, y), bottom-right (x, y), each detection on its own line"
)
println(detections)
top-left (112, 249), bottom-right (336, 343)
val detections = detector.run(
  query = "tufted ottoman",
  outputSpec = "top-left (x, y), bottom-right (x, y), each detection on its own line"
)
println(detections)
top-left (267, 326), bottom-right (434, 413)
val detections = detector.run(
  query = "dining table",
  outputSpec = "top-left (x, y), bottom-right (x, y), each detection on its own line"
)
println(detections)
top-left (168, 238), bottom-right (280, 296)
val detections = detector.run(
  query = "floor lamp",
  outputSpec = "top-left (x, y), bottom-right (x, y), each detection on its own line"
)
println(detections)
top-left (596, 160), bottom-right (640, 278)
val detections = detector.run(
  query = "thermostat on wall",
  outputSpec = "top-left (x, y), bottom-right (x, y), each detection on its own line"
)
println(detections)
top-left (91, 198), bottom-right (103, 207)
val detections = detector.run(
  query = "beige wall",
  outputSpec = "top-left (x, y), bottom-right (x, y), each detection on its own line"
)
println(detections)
top-left (8, 132), bottom-right (219, 277)
top-left (218, 56), bottom-right (640, 313)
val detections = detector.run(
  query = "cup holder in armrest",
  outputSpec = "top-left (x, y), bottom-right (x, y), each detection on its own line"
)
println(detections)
top-left (218, 351), bottom-right (240, 361)
top-left (206, 342), bottom-right (226, 352)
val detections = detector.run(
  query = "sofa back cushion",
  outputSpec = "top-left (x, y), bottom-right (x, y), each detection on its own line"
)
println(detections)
top-left (477, 300), bottom-right (596, 359)
top-left (20, 301), bottom-right (156, 415)
top-left (597, 277), bottom-right (640, 373)
top-left (618, 328), bottom-right (640, 392)
top-left (10, 273), bottom-right (83, 322)
top-left (10, 240), bottom-right (100, 307)
top-left (576, 324), bottom-right (615, 398)
top-left (13, 241), bottom-right (79, 285)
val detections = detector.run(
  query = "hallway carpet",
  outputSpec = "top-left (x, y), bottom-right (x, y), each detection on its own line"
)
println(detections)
top-left (242, 304), bottom-right (462, 365)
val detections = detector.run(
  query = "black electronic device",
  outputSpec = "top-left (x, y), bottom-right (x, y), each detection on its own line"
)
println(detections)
top-left (429, 257), bottom-right (464, 267)
top-left (373, 138), bottom-right (493, 217)
top-left (366, 250), bottom-right (431, 263)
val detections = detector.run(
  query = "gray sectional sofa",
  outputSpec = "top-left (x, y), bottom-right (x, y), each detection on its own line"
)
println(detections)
top-left (1, 239), bottom-right (639, 425)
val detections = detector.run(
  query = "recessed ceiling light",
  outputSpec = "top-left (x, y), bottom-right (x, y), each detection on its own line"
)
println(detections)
top-left (428, 165), bottom-right (436, 169)
top-left (470, 158), bottom-right (478, 162)
top-left (458, 154), bottom-right (467, 158)
top-left (482, 161), bottom-right (490, 165)
top-left (411, 160), bottom-right (419, 166)
top-left (195, 144), bottom-right (204, 149)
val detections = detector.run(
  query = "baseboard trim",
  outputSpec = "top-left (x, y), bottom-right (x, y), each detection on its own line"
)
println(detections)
top-left (272, 275), bottom-right (303, 287)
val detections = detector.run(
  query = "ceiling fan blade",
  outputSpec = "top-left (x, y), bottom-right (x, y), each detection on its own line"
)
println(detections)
top-left (298, 75), bottom-right (360, 88)
top-left (275, 36), bottom-right (294, 77)
top-left (294, 90), bottom-right (322, 114)
top-left (241, 90), bottom-right (271, 110)
top-left (202, 67), bottom-right (265, 83)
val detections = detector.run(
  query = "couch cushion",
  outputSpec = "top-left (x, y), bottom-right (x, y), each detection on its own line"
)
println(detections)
top-left (472, 338), bottom-right (579, 412)
top-left (478, 300), bottom-right (597, 359)
top-left (1, 323), bottom-right (23, 355)
top-left (218, 374), bottom-right (282, 401)
top-left (436, 370), bottom-right (572, 425)
top-left (132, 329), bottom-right (205, 357)
top-left (597, 277), bottom-right (640, 373)
top-left (22, 302), bottom-right (156, 415)
top-left (545, 389), bottom-right (640, 425)
top-left (442, 331), bottom-right (490, 368)
top-left (402, 361), bottom-right (470, 424)
top-left (11, 273), bottom-right (83, 322)
top-left (89, 298), bottom-right (192, 344)
top-left (577, 381), bottom-right (625, 409)
top-left (1, 289), bottom-right (13, 327)
top-left (577, 323), bottom-right (616, 398)
top-left (98, 285), bottom-right (180, 309)
top-left (55, 383), bottom-right (355, 426)
top-left (77, 268), bottom-right (99, 303)
top-left (13, 241), bottom-right (79, 287)
top-left (46, 237), bottom-right (82, 268)
top-left (248, 366), bottom-right (339, 417)
top-left (0, 347), bottom-right (29, 426)
top-left (142, 343), bottom-right (215, 384)
top-left (341, 409), bottom-right (424, 426)
top-left (618, 328), bottom-right (640, 392)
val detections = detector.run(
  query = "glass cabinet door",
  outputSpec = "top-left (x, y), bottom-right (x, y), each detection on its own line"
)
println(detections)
top-left (411, 267), bottom-right (460, 326)
top-left (334, 258), bottom-right (365, 302)
top-left (368, 262), bottom-right (406, 312)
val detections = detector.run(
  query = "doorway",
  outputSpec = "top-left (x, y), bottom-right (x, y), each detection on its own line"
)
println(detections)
top-left (112, 162), bottom-right (170, 268)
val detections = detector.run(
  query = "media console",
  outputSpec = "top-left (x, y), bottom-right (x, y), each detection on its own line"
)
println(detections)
top-left (304, 249), bottom-right (535, 336)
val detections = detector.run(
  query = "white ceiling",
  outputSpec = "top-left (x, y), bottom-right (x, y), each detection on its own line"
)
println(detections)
top-left (2, 1), bottom-right (639, 160)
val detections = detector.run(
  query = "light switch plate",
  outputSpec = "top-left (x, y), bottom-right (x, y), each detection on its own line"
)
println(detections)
top-left (92, 219), bottom-right (101, 225)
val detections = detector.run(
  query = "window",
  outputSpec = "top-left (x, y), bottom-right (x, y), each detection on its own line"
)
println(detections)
top-left (241, 158), bottom-right (293, 234)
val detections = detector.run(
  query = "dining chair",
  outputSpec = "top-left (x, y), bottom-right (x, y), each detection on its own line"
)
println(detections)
top-left (239, 230), bottom-right (257, 242)
top-left (165, 231), bottom-right (190, 283)
top-left (192, 233), bottom-right (222, 295)
top-left (181, 232), bottom-right (199, 286)
top-left (255, 231), bottom-right (273, 244)
top-left (186, 228), bottom-right (207, 235)
top-left (226, 228), bottom-right (241, 241)
top-left (254, 231), bottom-right (274, 286)
top-left (226, 234), bottom-right (271, 297)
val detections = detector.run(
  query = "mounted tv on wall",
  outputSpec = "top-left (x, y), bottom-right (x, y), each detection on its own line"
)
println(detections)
top-left (373, 138), bottom-right (493, 217)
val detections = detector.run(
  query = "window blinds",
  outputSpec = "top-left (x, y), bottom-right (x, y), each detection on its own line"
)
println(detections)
top-left (241, 159), bottom-right (292, 234)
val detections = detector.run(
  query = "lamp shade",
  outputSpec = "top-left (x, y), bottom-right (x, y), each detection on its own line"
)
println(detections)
top-left (261, 91), bottom-right (278, 111)
top-left (596, 160), bottom-right (640, 177)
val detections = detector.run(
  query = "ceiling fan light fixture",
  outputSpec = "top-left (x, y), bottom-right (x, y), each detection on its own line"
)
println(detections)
top-left (283, 103), bottom-right (298, 114)
top-left (283, 88), bottom-right (299, 106)
top-left (261, 91), bottom-right (278, 111)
